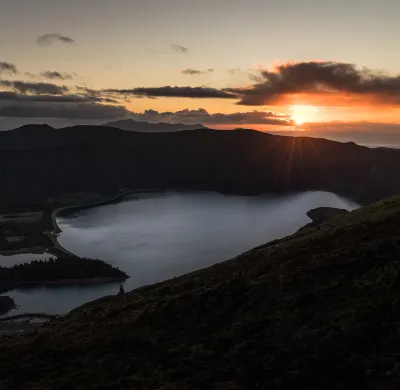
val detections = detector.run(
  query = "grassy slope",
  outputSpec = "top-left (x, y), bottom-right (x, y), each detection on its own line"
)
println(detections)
top-left (2, 197), bottom-right (400, 389)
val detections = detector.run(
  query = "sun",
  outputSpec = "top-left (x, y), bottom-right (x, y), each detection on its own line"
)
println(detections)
top-left (293, 116), bottom-right (304, 125)
top-left (289, 105), bottom-right (319, 125)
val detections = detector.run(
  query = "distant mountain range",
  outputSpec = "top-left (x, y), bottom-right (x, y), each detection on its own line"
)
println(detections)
top-left (1, 124), bottom-right (400, 211)
top-left (102, 119), bottom-right (208, 132)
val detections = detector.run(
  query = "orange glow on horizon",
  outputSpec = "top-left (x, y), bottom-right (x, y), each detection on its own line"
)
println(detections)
top-left (289, 105), bottom-right (320, 125)
top-left (122, 92), bottom-right (400, 128)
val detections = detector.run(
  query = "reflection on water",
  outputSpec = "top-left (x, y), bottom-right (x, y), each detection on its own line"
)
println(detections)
top-left (2, 191), bottom-right (359, 315)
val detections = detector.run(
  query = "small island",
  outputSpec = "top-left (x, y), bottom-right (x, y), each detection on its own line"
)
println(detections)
top-left (0, 257), bottom-right (129, 294)
top-left (306, 207), bottom-right (350, 223)
top-left (298, 207), bottom-right (350, 232)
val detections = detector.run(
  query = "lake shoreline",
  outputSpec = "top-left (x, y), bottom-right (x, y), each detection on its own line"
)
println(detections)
top-left (13, 276), bottom-right (127, 288)
top-left (54, 188), bottom-right (217, 219)
top-left (3, 191), bottom-right (359, 316)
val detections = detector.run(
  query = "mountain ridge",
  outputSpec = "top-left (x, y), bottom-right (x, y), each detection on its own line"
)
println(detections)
top-left (1, 125), bottom-right (400, 210)
top-left (102, 118), bottom-right (208, 132)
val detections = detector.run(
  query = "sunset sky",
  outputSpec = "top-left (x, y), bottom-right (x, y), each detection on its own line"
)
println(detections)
top-left (1, 0), bottom-right (399, 145)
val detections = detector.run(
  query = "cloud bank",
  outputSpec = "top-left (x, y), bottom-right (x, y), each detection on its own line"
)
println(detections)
top-left (37, 33), bottom-right (76, 46)
top-left (0, 62), bottom-right (17, 75)
top-left (181, 69), bottom-right (214, 75)
top-left (105, 86), bottom-right (236, 99)
top-left (41, 71), bottom-right (74, 81)
top-left (0, 81), bottom-right (69, 95)
top-left (0, 91), bottom-right (115, 104)
top-left (129, 108), bottom-right (292, 126)
top-left (0, 103), bottom-right (128, 119)
top-left (226, 61), bottom-right (400, 106)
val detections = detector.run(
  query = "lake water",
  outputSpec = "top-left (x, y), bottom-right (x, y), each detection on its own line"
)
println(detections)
top-left (2, 191), bottom-right (359, 316)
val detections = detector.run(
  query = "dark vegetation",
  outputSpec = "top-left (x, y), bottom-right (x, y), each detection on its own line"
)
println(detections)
top-left (2, 125), bottom-right (400, 211)
top-left (0, 257), bottom-right (128, 293)
top-left (0, 212), bottom-right (53, 252)
top-left (0, 296), bottom-right (15, 315)
top-left (2, 196), bottom-right (400, 389)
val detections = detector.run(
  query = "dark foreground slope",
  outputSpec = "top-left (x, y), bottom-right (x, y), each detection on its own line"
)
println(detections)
top-left (2, 197), bottom-right (400, 389)
top-left (2, 125), bottom-right (400, 210)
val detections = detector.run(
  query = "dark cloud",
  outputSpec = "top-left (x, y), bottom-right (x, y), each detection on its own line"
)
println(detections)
top-left (171, 44), bottom-right (188, 54)
top-left (41, 71), bottom-right (74, 80)
top-left (226, 61), bottom-right (400, 105)
top-left (129, 108), bottom-right (292, 126)
top-left (105, 86), bottom-right (236, 99)
top-left (0, 80), bottom-right (68, 95)
top-left (37, 33), bottom-right (76, 46)
top-left (0, 91), bottom-right (117, 104)
top-left (0, 62), bottom-right (17, 74)
top-left (76, 86), bottom-right (119, 104)
top-left (248, 73), bottom-right (264, 83)
top-left (25, 72), bottom-right (36, 79)
top-left (181, 68), bottom-right (214, 75)
top-left (0, 102), bottom-right (128, 119)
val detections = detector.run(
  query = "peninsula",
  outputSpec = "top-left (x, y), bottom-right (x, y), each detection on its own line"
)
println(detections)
top-left (0, 257), bottom-right (128, 294)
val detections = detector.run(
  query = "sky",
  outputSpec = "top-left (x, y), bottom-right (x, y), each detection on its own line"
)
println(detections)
top-left (1, 0), bottom-right (400, 145)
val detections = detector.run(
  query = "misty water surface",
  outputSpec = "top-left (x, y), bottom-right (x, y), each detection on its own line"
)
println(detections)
top-left (3, 191), bottom-right (359, 315)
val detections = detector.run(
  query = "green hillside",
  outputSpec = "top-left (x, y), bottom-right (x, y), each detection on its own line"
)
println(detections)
top-left (1, 196), bottom-right (400, 389)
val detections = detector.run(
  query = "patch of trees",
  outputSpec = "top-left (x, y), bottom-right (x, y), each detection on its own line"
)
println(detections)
top-left (0, 257), bottom-right (128, 289)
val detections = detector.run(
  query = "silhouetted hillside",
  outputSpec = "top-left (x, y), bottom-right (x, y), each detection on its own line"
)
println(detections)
top-left (1, 125), bottom-right (400, 210)
top-left (103, 119), bottom-right (208, 132)
top-left (2, 196), bottom-right (400, 389)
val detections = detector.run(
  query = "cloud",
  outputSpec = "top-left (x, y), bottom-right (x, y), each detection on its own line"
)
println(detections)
top-left (0, 101), bottom-right (128, 119)
top-left (0, 80), bottom-right (68, 95)
top-left (25, 72), bottom-right (36, 79)
top-left (76, 86), bottom-right (119, 103)
top-left (181, 68), bottom-right (214, 75)
top-left (0, 82), bottom-right (126, 124)
top-left (0, 91), bottom-right (117, 104)
top-left (37, 33), bottom-right (76, 46)
top-left (105, 86), bottom-right (237, 99)
top-left (0, 62), bottom-right (17, 74)
top-left (171, 44), bottom-right (188, 54)
top-left (226, 61), bottom-right (400, 106)
top-left (129, 108), bottom-right (292, 126)
top-left (41, 71), bottom-right (74, 80)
